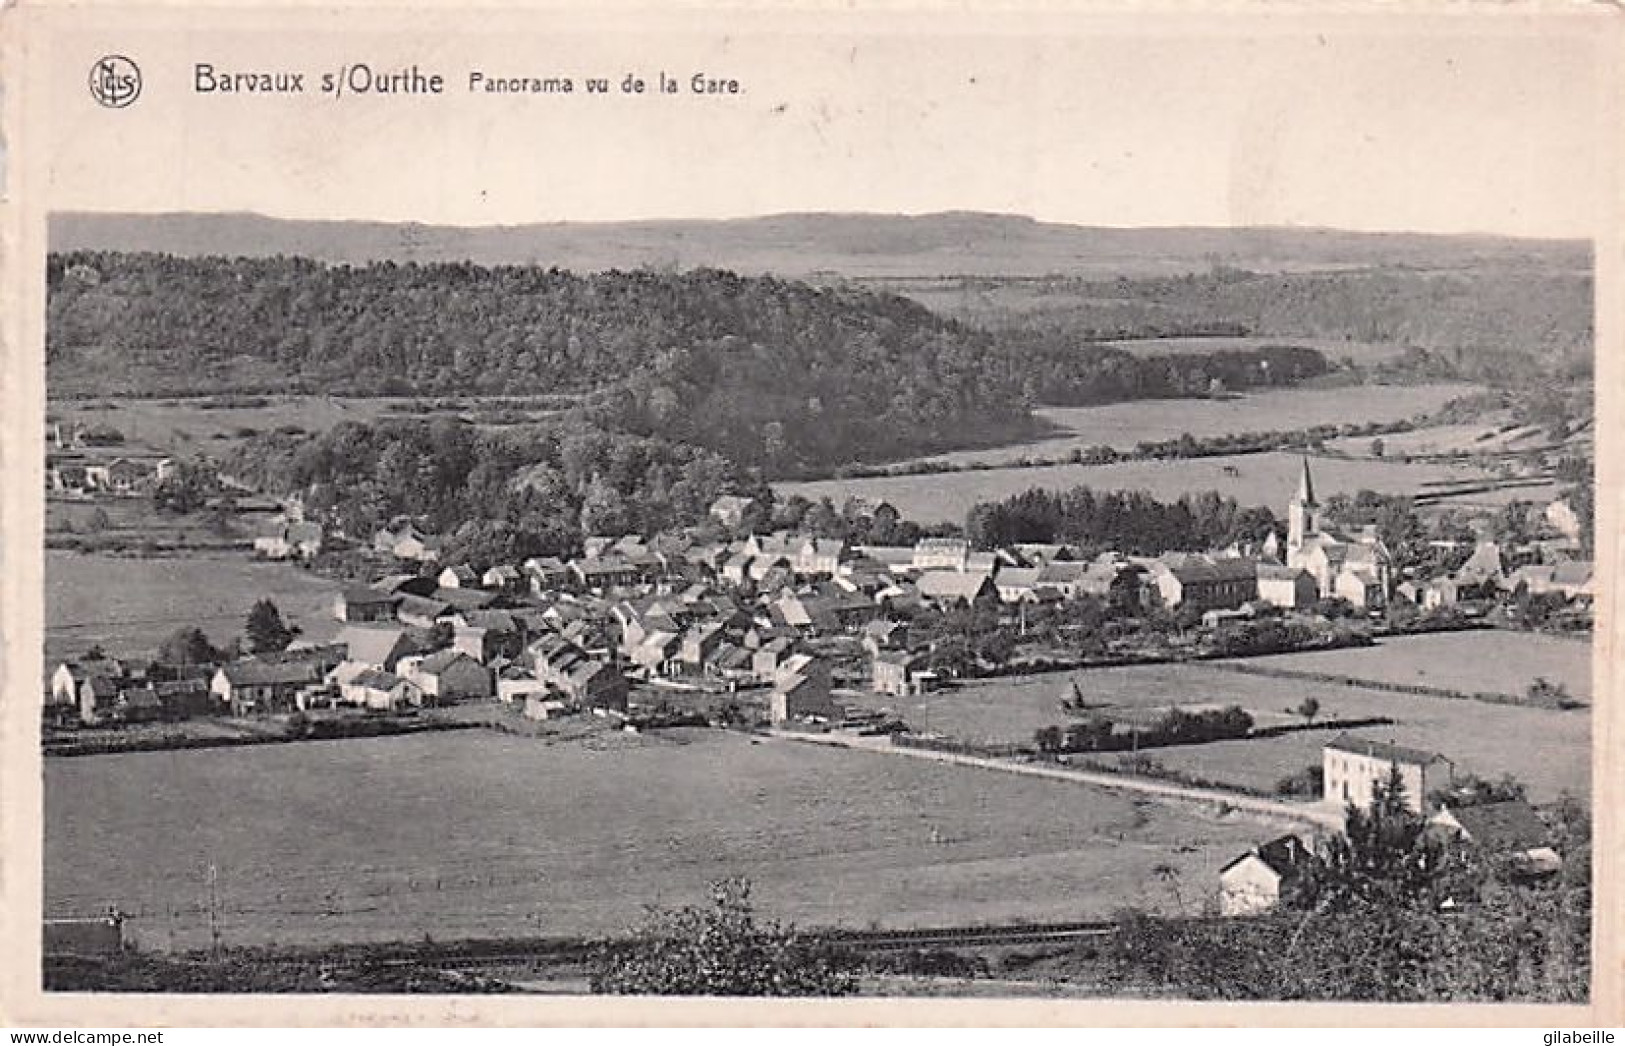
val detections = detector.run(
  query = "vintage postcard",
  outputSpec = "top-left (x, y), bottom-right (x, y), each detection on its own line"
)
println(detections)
top-left (0, 0), bottom-right (1620, 1027)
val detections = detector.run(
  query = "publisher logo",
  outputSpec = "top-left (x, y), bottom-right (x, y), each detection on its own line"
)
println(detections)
top-left (89, 55), bottom-right (142, 108)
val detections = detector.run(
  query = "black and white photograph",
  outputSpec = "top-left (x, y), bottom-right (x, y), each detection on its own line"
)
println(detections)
top-left (4, 3), bottom-right (1618, 1022)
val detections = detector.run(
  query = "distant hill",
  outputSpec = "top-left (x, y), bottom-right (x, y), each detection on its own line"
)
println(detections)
top-left (49, 211), bottom-right (1591, 279)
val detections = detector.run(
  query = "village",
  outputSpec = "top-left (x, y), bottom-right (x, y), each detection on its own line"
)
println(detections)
top-left (44, 453), bottom-right (1592, 929)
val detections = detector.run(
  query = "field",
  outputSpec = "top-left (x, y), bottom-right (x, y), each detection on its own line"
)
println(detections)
top-left (779, 451), bottom-right (1497, 525)
top-left (1224, 631), bottom-right (1591, 701)
top-left (43, 729), bottom-right (1269, 949)
top-left (843, 632), bottom-right (1590, 803)
top-left (45, 550), bottom-right (343, 671)
top-left (48, 394), bottom-right (564, 456)
top-left (910, 383), bottom-right (1479, 469)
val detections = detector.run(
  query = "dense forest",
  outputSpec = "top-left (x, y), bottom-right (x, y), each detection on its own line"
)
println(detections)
top-left (48, 253), bottom-right (1359, 472)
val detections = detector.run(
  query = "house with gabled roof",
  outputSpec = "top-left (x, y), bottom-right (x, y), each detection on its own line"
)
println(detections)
top-left (1429, 799), bottom-right (1562, 876)
top-left (1219, 834), bottom-right (1316, 917)
top-left (398, 649), bottom-right (492, 703)
top-left (211, 659), bottom-right (324, 715)
top-left (771, 654), bottom-right (837, 725)
top-left (334, 585), bottom-right (401, 623)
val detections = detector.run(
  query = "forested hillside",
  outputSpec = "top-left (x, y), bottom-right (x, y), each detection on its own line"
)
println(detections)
top-left (47, 253), bottom-right (1033, 469)
top-left (48, 252), bottom-right (1350, 472)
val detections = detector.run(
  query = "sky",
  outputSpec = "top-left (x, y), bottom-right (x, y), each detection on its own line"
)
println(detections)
top-left (34, 8), bottom-right (1617, 238)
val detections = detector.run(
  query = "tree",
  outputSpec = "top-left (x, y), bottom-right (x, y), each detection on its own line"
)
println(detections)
top-left (244, 598), bottom-right (294, 654)
top-left (1369, 437), bottom-right (1385, 458)
top-left (84, 507), bottom-right (112, 533)
top-left (1033, 725), bottom-right (1064, 754)
top-left (157, 626), bottom-right (222, 665)
top-left (589, 878), bottom-right (858, 996)
top-left (1296, 697), bottom-right (1321, 724)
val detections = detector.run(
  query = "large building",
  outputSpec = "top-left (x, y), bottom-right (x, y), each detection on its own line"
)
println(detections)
top-left (1284, 459), bottom-right (1393, 608)
top-left (1323, 734), bottom-right (1452, 814)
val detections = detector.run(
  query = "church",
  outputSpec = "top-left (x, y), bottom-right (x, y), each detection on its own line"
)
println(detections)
top-left (1279, 458), bottom-right (1393, 608)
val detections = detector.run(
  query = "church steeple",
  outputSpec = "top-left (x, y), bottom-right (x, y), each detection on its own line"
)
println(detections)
top-left (1287, 457), bottom-right (1318, 556)
top-left (1294, 456), bottom-right (1317, 507)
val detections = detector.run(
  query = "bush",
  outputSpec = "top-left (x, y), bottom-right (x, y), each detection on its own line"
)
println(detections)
top-left (1275, 765), bottom-right (1325, 797)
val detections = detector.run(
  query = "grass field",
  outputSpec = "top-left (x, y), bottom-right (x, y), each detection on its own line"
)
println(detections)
top-left (779, 451), bottom-right (1496, 524)
top-left (843, 635), bottom-right (1590, 803)
top-left (907, 383), bottom-right (1479, 469)
top-left (45, 550), bottom-right (343, 671)
top-left (1225, 631), bottom-right (1592, 702)
top-left (44, 729), bottom-right (1268, 949)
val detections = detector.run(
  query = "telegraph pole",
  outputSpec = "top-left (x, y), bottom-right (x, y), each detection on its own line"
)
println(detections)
top-left (206, 862), bottom-right (221, 960)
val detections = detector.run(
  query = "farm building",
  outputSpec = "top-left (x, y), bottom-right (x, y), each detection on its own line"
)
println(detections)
top-left (1218, 834), bottom-right (1316, 917)
top-left (334, 625), bottom-right (415, 672)
top-left (211, 659), bottom-right (324, 715)
top-left (1323, 735), bottom-right (1452, 814)
top-left (1255, 564), bottom-right (1317, 610)
top-left (333, 585), bottom-right (401, 623)
top-left (1147, 554), bottom-right (1258, 611)
top-left (771, 654), bottom-right (837, 725)
top-left (339, 669), bottom-right (420, 711)
top-left (915, 569), bottom-right (997, 607)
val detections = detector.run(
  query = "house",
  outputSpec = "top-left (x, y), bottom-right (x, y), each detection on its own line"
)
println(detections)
top-left (678, 622), bottom-right (726, 668)
top-left (395, 593), bottom-right (454, 629)
top-left (211, 660), bottom-right (322, 715)
top-left (496, 665), bottom-right (552, 704)
top-left (375, 522), bottom-right (443, 563)
top-left (334, 624), bottom-right (415, 672)
top-left (254, 518), bottom-right (323, 561)
top-left (398, 649), bottom-right (492, 704)
top-left (1429, 799), bottom-right (1562, 876)
top-left (1255, 564), bottom-right (1317, 610)
top-left (872, 649), bottom-right (935, 697)
top-left (861, 619), bottom-right (910, 656)
top-left (1148, 555), bottom-right (1258, 611)
top-left (751, 636), bottom-right (802, 681)
top-left (709, 494), bottom-right (758, 528)
top-left (528, 632), bottom-right (629, 712)
top-left (437, 564), bottom-right (480, 589)
top-left (1323, 734), bottom-right (1452, 814)
top-left (994, 568), bottom-right (1051, 604)
top-left (1219, 834), bottom-right (1316, 917)
top-left (912, 538), bottom-right (971, 571)
top-left (482, 564), bottom-right (523, 591)
top-left (452, 623), bottom-right (521, 664)
top-left (49, 659), bottom-right (125, 712)
top-left (339, 669), bottom-right (420, 711)
top-left (771, 654), bottom-right (837, 725)
top-left (333, 585), bottom-right (401, 623)
top-left (1504, 561), bottom-right (1594, 602)
top-left (522, 556), bottom-right (571, 593)
top-left (630, 630), bottom-right (683, 675)
top-left (915, 569), bottom-right (997, 607)
top-left (794, 538), bottom-right (848, 577)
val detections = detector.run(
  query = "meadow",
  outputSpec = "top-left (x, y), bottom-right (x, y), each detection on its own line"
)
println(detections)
top-left (908, 383), bottom-right (1479, 469)
top-left (45, 550), bottom-right (343, 670)
top-left (43, 729), bottom-right (1267, 949)
top-left (779, 451), bottom-right (1496, 524)
top-left (1223, 630), bottom-right (1592, 702)
top-left (844, 634), bottom-right (1590, 803)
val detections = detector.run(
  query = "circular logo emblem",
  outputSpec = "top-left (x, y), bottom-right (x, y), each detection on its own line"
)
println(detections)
top-left (89, 55), bottom-right (142, 108)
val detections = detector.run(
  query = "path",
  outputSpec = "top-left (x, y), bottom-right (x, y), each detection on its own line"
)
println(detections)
top-left (764, 728), bottom-right (1345, 831)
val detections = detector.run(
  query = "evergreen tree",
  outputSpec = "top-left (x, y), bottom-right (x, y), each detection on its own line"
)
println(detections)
top-left (244, 599), bottom-right (294, 654)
